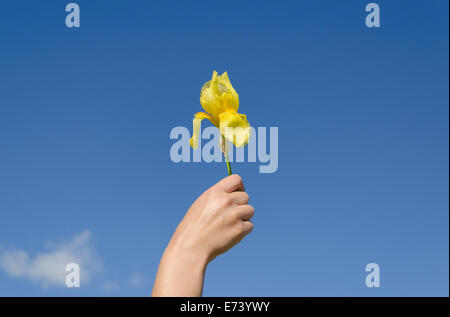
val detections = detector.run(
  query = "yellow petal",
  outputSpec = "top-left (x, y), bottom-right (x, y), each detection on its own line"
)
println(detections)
top-left (219, 72), bottom-right (239, 111)
top-left (200, 71), bottom-right (239, 121)
top-left (219, 111), bottom-right (251, 147)
top-left (200, 80), bottom-right (220, 119)
top-left (190, 112), bottom-right (213, 149)
top-left (210, 70), bottom-right (219, 94)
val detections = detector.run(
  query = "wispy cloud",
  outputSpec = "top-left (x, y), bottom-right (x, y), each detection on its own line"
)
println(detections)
top-left (0, 230), bottom-right (102, 288)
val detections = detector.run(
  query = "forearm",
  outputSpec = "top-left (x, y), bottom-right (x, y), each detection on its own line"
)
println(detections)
top-left (151, 240), bottom-right (208, 297)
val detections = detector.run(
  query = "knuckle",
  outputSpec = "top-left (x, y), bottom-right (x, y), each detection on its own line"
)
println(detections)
top-left (231, 174), bottom-right (242, 183)
top-left (233, 192), bottom-right (249, 204)
top-left (219, 195), bottom-right (232, 208)
top-left (233, 209), bottom-right (243, 220)
top-left (224, 194), bottom-right (233, 204)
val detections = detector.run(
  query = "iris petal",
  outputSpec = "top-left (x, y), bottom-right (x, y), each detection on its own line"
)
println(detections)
top-left (219, 72), bottom-right (239, 112)
top-left (200, 71), bottom-right (239, 121)
top-left (190, 112), bottom-right (213, 149)
top-left (219, 111), bottom-right (251, 147)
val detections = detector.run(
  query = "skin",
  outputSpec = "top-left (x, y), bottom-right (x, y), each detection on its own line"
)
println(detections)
top-left (151, 174), bottom-right (255, 297)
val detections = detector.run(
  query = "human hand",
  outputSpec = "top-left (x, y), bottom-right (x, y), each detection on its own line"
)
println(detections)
top-left (151, 175), bottom-right (255, 296)
top-left (169, 174), bottom-right (254, 263)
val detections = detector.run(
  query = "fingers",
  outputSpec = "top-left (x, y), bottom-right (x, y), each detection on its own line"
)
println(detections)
top-left (242, 220), bottom-right (254, 236)
top-left (229, 191), bottom-right (250, 205)
top-left (217, 174), bottom-right (245, 193)
top-left (236, 205), bottom-right (255, 221)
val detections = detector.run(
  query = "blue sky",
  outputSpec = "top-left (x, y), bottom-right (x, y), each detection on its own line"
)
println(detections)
top-left (0, 0), bottom-right (448, 296)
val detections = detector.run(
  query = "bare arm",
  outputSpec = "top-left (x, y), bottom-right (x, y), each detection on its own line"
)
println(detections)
top-left (151, 174), bottom-right (255, 297)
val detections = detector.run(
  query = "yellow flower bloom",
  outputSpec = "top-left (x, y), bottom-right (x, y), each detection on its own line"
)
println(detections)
top-left (190, 71), bottom-right (251, 149)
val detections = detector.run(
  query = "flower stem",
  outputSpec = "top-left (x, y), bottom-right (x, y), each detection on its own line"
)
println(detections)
top-left (225, 156), bottom-right (232, 176)
top-left (222, 135), bottom-right (233, 176)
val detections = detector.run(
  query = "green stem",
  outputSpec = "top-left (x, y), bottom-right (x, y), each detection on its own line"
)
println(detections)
top-left (222, 135), bottom-right (233, 176)
top-left (225, 156), bottom-right (232, 175)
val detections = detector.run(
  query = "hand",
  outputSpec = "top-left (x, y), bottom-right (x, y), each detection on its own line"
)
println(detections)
top-left (151, 175), bottom-right (255, 296)
top-left (171, 174), bottom-right (255, 263)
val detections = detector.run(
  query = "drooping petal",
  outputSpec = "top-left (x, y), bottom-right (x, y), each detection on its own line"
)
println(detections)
top-left (219, 111), bottom-right (251, 148)
top-left (190, 112), bottom-right (214, 149)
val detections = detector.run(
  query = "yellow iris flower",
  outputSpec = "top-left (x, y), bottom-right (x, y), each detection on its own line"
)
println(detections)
top-left (190, 71), bottom-right (251, 151)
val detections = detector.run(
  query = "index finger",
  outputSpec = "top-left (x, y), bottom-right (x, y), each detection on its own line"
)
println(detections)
top-left (216, 174), bottom-right (245, 192)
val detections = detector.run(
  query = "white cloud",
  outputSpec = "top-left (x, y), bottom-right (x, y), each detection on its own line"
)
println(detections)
top-left (0, 230), bottom-right (102, 288)
top-left (130, 272), bottom-right (146, 287)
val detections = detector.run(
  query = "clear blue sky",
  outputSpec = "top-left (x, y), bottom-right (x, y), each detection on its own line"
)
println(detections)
top-left (0, 0), bottom-right (448, 296)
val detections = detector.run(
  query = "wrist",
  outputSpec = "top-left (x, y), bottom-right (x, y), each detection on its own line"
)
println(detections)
top-left (165, 238), bottom-right (209, 272)
top-left (152, 238), bottom-right (209, 297)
